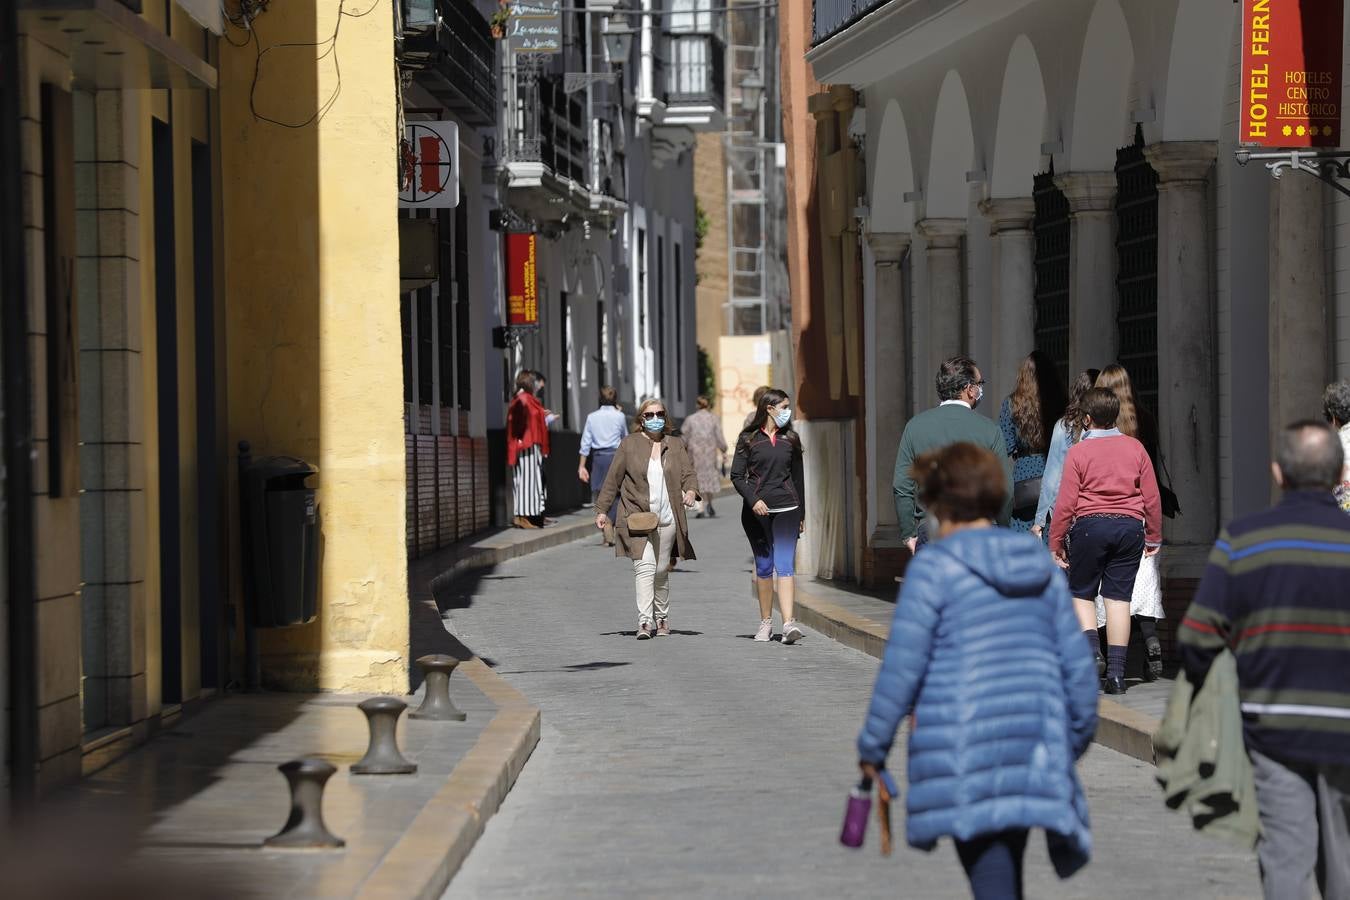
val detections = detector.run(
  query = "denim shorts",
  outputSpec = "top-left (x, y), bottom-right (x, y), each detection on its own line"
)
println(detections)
top-left (1067, 515), bottom-right (1144, 601)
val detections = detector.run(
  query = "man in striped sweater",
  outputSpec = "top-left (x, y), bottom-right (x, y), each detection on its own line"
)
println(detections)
top-left (1179, 420), bottom-right (1350, 900)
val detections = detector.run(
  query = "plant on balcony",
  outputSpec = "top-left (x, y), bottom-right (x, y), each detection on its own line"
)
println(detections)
top-left (490, 2), bottom-right (510, 38)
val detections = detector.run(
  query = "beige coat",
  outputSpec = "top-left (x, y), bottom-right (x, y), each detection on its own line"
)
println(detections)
top-left (594, 432), bottom-right (699, 561)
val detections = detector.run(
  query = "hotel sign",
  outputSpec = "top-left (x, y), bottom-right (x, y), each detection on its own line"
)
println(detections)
top-left (505, 233), bottom-right (539, 328)
top-left (1240, 0), bottom-right (1343, 147)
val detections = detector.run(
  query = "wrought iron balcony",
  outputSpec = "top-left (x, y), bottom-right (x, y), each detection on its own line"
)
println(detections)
top-left (399, 0), bottom-right (497, 127)
top-left (503, 71), bottom-right (589, 189)
top-left (812, 0), bottom-right (889, 44)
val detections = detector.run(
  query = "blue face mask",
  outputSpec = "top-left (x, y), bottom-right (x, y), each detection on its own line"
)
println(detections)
top-left (773, 408), bottom-right (792, 428)
top-left (643, 416), bottom-right (666, 433)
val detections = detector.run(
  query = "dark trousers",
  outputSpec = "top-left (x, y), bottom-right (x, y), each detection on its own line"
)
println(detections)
top-left (955, 829), bottom-right (1029, 900)
top-left (589, 448), bottom-right (620, 521)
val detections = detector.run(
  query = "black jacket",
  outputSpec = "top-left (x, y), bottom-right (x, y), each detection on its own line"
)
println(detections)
top-left (731, 429), bottom-right (805, 515)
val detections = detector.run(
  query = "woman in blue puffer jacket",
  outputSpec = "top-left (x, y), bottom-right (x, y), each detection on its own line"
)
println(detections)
top-left (857, 442), bottom-right (1100, 899)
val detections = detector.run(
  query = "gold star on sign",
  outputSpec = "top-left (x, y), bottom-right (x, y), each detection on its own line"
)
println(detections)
top-left (1284, 125), bottom-right (1294, 136)
top-left (1297, 125), bottom-right (1307, 136)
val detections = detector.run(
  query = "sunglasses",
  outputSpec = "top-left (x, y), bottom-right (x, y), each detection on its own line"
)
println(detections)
top-left (641, 411), bottom-right (666, 420)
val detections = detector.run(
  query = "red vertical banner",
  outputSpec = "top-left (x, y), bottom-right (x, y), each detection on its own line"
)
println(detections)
top-left (505, 232), bottom-right (539, 327)
top-left (1240, 0), bottom-right (1343, 147)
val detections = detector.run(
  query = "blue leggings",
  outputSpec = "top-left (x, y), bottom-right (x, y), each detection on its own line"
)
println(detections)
top-left (742, 505), bottom-right (801, 578)
top-left (955, 829), bottom-right (1028, 900)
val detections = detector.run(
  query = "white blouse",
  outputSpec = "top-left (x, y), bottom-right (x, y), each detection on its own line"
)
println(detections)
top-left (647, 456), bottom-right (674, 526)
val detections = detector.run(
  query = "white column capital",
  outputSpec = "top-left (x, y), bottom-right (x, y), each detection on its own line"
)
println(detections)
top-left (1144, 141), bottom-right (1218, 187)
top-left (979, 197), bottom-right (1036, 235)
top-left (916, 217), bottom-right (965, 249)
top-left (865, 230), bottom-right (911, 263)
top-left (1054, 171), bottom-right (1117, 214)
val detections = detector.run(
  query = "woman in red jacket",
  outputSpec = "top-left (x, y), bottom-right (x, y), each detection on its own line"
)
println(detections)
top-left (508, 370), bottom-right (551, 529)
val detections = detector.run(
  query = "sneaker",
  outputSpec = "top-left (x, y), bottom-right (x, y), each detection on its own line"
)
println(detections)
top-left (1144, 636), bottom-right (1163, 682)
top-left (782, 620), bottom-right (805, 645)
top-left (637, 622), bottom-right (653, 640)
top-left (656, 618), bottom-right (671, 637)
top-left (754, 618), bottom-right (773, 642)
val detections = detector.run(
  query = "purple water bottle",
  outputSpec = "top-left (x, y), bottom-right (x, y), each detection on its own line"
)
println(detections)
top-left (839, 776), bottom-right (872, 848)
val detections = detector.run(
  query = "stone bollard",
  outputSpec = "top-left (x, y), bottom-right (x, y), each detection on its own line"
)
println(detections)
top-left (265, 758), bottom-right (346, 848)
top-left (410, 654), bottom-right (467, 721)
top-left (351, 696), bottom-right (418, 775)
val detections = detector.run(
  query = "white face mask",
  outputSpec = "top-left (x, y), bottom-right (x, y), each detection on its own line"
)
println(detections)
top-left (773, 408), bottom-right (792, 428)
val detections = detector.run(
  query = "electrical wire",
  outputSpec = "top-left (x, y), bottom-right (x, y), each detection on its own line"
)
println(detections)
top-left (227, 0), bottom-right (380, 129)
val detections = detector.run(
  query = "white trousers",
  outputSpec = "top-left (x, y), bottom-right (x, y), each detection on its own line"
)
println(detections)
top-left (634, 521), bottom-right (677, 625)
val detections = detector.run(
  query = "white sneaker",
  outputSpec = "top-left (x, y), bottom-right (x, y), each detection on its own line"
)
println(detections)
top-left (754, 618), bottom-right (773, 642)
top-left (782, 620), bottom-right (804, 645)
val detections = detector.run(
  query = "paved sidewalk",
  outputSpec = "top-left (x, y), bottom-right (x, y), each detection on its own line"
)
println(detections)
top-left (440, 512), bottom-right (1257, 898)
top-left (19, 664), bottom-right (536, 900)
top-left (793, 576), bottom-right (1172, 763)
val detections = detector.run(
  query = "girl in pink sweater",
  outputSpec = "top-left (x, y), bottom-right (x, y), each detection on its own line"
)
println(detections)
top-left (1049, 388), bottom-right (1162, 694)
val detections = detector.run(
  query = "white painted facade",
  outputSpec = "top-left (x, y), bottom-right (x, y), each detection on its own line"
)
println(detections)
top-left (809, 0), bottom-right (1350, 580)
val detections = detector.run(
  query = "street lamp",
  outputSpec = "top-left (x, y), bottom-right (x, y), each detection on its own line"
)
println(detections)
top-left (739, 73), bottom-right (764, 109)
top-left (602, 19), bottom-right (636, 65)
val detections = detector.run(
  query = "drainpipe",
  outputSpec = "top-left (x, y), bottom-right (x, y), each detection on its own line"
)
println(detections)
top-left (0, 0), bottom-right (39, 815)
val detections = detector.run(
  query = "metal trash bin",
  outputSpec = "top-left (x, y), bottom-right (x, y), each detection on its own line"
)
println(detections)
top-left (241, 454), bottom-right (319, 628)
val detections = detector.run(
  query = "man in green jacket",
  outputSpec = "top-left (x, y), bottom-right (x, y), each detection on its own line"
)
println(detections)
top-left (893, 356), bottom-right (1013, 553)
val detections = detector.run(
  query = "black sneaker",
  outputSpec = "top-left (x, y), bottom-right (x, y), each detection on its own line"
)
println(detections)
top-left (1144, 636), bottom-right (1163, 682)
top-left (1104, 675), bottom-right (1127, 695)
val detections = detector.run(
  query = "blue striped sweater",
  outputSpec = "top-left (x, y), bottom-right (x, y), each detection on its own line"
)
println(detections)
top-left (1179, 490), bottom-right (1350, 767)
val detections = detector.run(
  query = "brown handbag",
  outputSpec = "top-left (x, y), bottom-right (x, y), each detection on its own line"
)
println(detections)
top-left (626, 511), bottom-right (659, 533)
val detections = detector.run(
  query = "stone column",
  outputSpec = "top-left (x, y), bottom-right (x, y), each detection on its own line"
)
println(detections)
top-left (916, 218), bottom-right (965, 389)
top-left (1268, 171), bottom-right (1329, 433)
top-left (1055, 172), bottom-right (1117, 375)
top-left (809, 91), bottom-right (845, 401)
top-left (834, 86), bottom-right (863, 398)
top-left (980, 198), bottom-right (1037, 395)
top-left (1145, 141), bottom-right (1218, 575)
top-left (866, 231), bottom-right (910, 530)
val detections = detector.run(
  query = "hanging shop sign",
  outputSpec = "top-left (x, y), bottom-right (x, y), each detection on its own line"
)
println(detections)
top-left (399, 120), bottom-right (460, 208)
top-left (505, 232), bottom-right (540, 328)
top-left (1240, 0), bottom-right (1343, 148)
top-left (507, 0), bottom-right (562, 54)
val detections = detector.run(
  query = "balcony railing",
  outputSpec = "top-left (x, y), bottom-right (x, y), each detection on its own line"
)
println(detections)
top-left (662, 32), bottom-right (725, 109)
top-left (399, 0), bottom-right (497, 126)
top-left (812, 0), bottom-right (888, 44)
top-left (504, 71), bottom-right (588, 188)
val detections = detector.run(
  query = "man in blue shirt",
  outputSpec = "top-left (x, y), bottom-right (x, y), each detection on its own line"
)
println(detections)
top-left (579, 386), bottom-right (628, 545)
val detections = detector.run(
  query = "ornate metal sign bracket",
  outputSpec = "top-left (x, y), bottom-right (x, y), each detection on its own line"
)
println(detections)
top-left (1235, 148), bottom-right (1350, 199)
top-left (563, 72), bottom-right (619, 94)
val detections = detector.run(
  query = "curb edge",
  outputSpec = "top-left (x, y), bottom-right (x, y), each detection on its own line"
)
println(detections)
top-left (355, 659), bottom-right (541, 900)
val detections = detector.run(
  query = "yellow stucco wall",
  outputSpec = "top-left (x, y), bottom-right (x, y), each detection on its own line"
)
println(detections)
top-left (219, 0), bottom-right (409, 691)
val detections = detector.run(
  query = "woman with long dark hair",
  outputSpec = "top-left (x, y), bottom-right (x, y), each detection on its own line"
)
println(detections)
top-left (507, 369), bottom-right (550, 529)
top-left (1033, 368), bottom-right (1100, 541)
top-left (998, 352), bottom-right (1067, 532)
top-left (1093, 364), bottom-right (1166, 681)
top-left (731, 388), bottom-right (807, 644)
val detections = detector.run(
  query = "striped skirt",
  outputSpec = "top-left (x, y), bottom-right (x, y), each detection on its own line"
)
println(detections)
top-left (513, 446), bottom-right (546, 517)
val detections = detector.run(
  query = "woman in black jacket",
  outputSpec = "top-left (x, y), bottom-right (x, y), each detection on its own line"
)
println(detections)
top-left (731, 388), bottom-right (806, 644)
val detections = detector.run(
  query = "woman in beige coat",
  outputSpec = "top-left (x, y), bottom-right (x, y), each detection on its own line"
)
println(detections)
top-left (595, 398), bottom-right (699, 639)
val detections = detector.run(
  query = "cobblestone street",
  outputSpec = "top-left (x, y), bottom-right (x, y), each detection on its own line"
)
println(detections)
top-left (441, 513), bottom-right (1258, 898)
